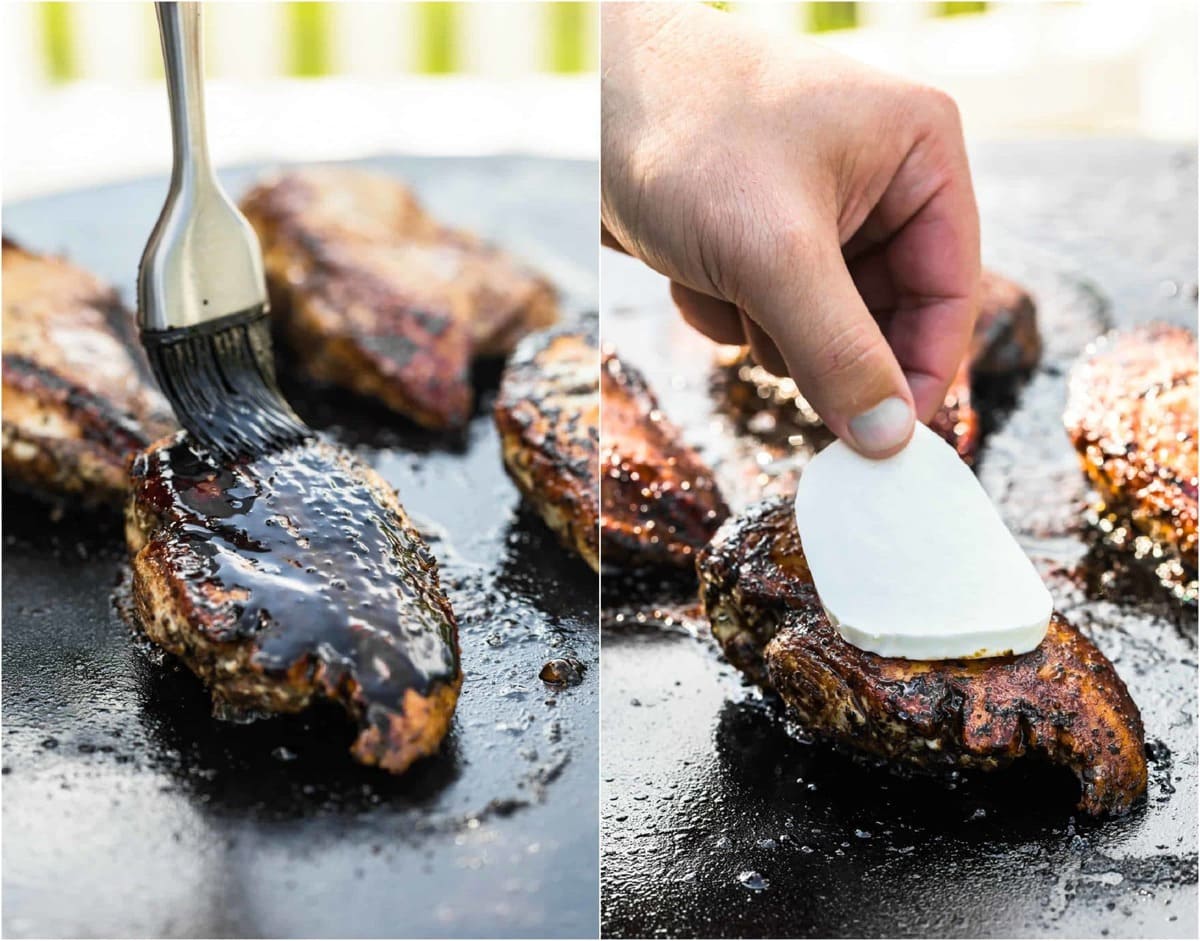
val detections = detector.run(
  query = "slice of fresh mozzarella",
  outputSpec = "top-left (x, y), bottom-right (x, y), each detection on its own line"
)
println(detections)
top-left (793, 422), bottom-right (1051, 660)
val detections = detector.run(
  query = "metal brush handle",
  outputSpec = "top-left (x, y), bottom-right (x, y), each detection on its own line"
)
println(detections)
top-left (138, 1), bottom-right (268, 332)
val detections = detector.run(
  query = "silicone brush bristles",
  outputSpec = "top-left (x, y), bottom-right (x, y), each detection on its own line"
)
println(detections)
top-left (143, 308), bottom-right (312, 462)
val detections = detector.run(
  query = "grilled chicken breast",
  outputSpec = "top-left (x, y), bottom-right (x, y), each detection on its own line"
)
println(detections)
top-left (925, 362), bottom-right (979, 464)
top-left (717, 349), bottom-right (980, 463)
top-left (2, 239), bottom-right (174, 506)
top-left (698, 498), bottom-right (1148, 816)
top-left (601, 349), bottom-right (730, 568)
top-left (494, 326), bottom-right (601, 571)
top-left (714, 268), bottom-right (1039, 464)
top-left (241, 167), bottom-right (558, 430)
top-left (1065, 323), bottom-right (1197, 571)
top-left (126, 435), bottom-right (462, 774)
top-left (972, 268), bottom-right (1041, 375)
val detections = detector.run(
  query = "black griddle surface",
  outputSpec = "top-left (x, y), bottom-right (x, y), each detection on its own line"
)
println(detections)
top-left (600, 139), bottom-right (1198, 938)
top-left (2, 156), bottom-right (599, 939)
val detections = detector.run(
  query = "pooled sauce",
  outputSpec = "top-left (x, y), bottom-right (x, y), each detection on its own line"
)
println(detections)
top-left (132, 436), bottom-right (459, 705)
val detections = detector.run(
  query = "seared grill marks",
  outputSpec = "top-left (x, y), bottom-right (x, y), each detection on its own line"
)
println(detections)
top-left (1066, 323), bottom-right (1198, 574)
top-left (126, 436), bottom-right (461, 773)
top-left (241, 167), bottom-right (558, 430)
top-left (495, 326), bottom-right (601, 571)
top-left (601, 349), bottom-right (730, 568)
top-left (698, 498), bottom-right (1148, 816)
top-left (2, 239), bottom-right (175, 506)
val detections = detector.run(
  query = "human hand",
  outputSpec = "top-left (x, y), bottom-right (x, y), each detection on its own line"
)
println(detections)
top-left (602, 2), bottom-right (980, 457)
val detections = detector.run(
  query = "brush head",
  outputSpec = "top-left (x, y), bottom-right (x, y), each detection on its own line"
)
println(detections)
top-left (142, 306), bottom-right (312, 463)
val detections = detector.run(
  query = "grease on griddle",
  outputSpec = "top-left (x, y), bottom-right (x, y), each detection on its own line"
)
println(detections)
top-left (1086, 504), bottom-right (1198, 605)
top-left (540, 657), bottom-right (586, 686)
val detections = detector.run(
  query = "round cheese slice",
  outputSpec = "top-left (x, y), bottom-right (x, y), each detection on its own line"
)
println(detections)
top-left (793, 422), bottom-right (1052, 660)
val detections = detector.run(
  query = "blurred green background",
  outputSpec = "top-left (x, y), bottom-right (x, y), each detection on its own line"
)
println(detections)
top-left (27, 2), bottom-right (1008, 83)
top-left (32, 1), bottom-right (598, 82)
top-left (4, 2), bottom-right (604, 199)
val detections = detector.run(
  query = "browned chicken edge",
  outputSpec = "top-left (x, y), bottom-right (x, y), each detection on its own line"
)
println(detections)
top-left (495, 325), bottom-right (601, 571)
top-left (1065, 323), bottom-right (1198, 573)
top-left (2, 238), bottom-right (174, 507)
top-left (600, 348), bottom-right (730, 568)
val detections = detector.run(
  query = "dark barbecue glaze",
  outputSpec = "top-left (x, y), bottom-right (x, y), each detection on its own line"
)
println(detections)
top-left (1065, 323), bottom-right (1197, 573)
top-left (697, 497), bottom-right (1148, 817)
top-left (240, 168), bottom-right (557, 430)
top-left (2, 238), bottom-right (175, 505)
top-left (601, 349), bottom-right (730, 568)
top-left (126, 434), bottom-right (461, 774)
top-left (494, 324), bottom-right (601, 571)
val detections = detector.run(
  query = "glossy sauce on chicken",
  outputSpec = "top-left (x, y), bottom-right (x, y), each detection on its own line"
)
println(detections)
top-left (132, 439), bottom-right (459, 701)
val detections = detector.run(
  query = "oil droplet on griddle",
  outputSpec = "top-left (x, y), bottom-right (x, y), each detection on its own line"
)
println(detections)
top-left (539, 657), bottom-right (585, 686)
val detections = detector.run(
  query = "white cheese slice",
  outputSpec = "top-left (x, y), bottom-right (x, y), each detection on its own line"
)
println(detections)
top-left (793, 422), bottom-right (1052, 659)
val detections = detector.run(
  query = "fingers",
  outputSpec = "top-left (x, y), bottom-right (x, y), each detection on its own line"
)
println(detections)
top-left (880, 174), bottom-right (979, 421)
top-left (742, 229), bottom-right (915, 458)
top-left (670, 283), bottom-right (789, 374)
top-left (874, 91), bottom-right (981, 422)
top-left (849, 240), bottom-right (968, 413)
top-left (886, 293), bottom-right (975, 422)
top-left (601, 223), bottom-right (629, 255)
top-left (739, 312), bottom-right (788, 376)
top-left (669, 282), bottom-right (744, 345)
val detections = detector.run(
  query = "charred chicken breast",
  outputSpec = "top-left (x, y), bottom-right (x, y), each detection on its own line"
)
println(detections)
top-left (601, 349), bottom-right (730, 568)
top-left (2, 239), bottom-right (174, 506)
top-left (925, 362), bottom-right (979, 464)
top-left (126, 435), bottom-right (461, 774)
top-left (494, 326), bottom-right (601, 571)
top-left (698, 498), bottom-right (1148, 816)
top-left (714, 267), bottom-right (1039, 464)
top-left (241, 167), bottom-right (557, 430)
top-left (972, 268), bottom-right (1042, 375)
top-left (1065, 323), bottom-right (1197, 571)
top-left (716, 349), bottom-right (980, 463)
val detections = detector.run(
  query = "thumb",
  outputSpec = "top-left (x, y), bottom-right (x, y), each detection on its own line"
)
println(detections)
top-left (743, 232), bottom-right (915, 458)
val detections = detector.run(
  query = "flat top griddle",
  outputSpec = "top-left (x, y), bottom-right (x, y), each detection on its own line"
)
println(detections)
top-left (2, 155), bottom-right (599, 939)
top-left (600, 139), bottom-right (1198, 939)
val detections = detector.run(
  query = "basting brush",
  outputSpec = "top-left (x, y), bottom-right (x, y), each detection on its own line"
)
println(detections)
top-left (138, 1), bottom-right (310, 463)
